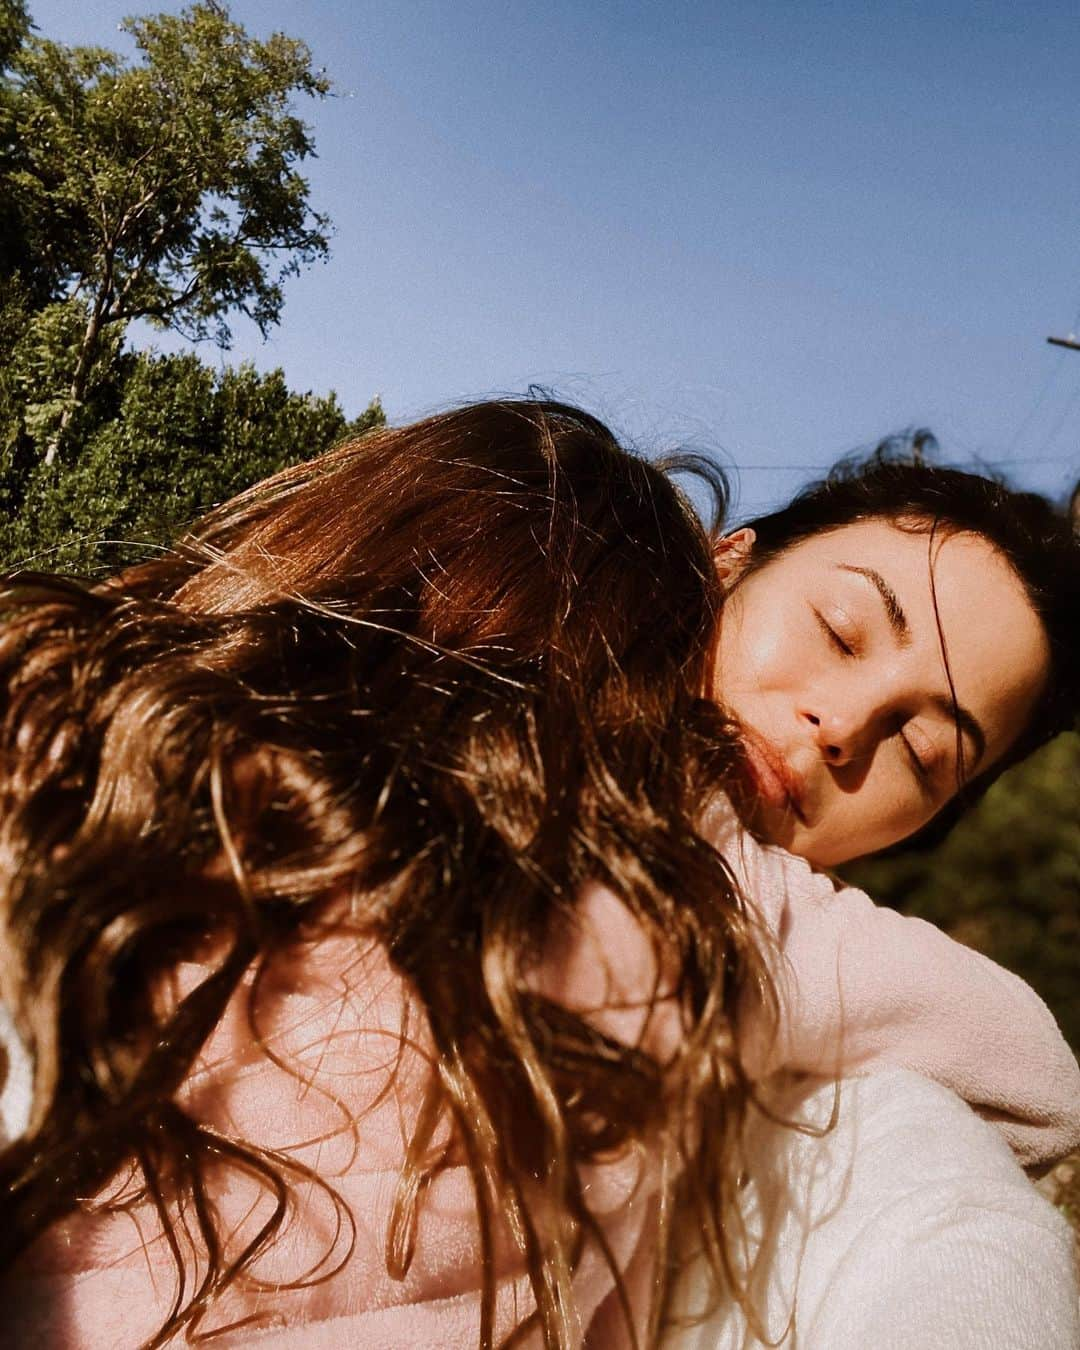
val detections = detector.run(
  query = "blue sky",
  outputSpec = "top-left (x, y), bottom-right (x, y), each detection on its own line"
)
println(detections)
top-left (27, 0), bottom-right (1080, 519)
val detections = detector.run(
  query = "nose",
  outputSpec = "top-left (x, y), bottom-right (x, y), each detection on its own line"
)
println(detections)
top-left (802, 708), bottom-right (868, 767)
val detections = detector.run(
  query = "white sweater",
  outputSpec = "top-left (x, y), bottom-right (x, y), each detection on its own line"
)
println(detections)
top-left (0, 1001), bottom-right (31, 1144)
top-left (668, 1069), bottom-right (1080, 1349)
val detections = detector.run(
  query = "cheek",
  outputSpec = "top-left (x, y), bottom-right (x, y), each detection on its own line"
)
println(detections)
top-left (824, 762), bottom-right (938, 858)
top-left (875, 788), bottom-right (943, 855)
top-left (719, 591), bottom-right (801, 696)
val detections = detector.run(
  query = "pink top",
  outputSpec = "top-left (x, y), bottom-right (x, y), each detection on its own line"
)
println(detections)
top-left (698, 797), bottom-right (1080, 1167)
top-left (5, 801), bottom-right (1079, 1347)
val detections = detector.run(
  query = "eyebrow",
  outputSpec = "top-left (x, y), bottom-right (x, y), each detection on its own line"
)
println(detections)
top-left (836, 563), bottom-right (987, 772)
top-left (838, 564), bottom-right (910, 643)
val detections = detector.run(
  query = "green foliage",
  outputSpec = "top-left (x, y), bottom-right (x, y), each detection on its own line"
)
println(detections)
top-left (6, 298), bottom-right (125, 445)
top-left (3, 1), bottom-right (332, 462)
top-left (0, 345), bottom-right (383, 574)
top-left (6, 3), bottom-right (329, 339)
top-left (0, 1), bottom-right (29, 70)
top-left (844, 731), bottom-right (1080, 1051)
top-left (0, 2), bottom-right (383, 574)
top-left (0, 2), bottom-right (38, 297)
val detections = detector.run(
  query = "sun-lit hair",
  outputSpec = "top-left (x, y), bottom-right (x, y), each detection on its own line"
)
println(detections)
top-left (0, 399), bottom-right (777, 1348)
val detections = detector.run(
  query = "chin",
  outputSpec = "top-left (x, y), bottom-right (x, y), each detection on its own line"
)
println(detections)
top-left (757, 811), bottom-right (854, 870)
top-left (742, 797), bottom-right (816, 861)
top-left (729, 780), bottom-right (869, 869)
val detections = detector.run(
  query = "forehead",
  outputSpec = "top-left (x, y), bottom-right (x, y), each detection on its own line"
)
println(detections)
top-left (775, 518), bottom-right (1015, 601)
top-left (768, 518), bottom-right (1051, 762)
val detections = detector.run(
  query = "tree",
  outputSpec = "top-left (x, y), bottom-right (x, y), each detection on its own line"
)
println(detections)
top-left (0, 2), bottom-right (384, 575)
top-left (0, 0), bottom-right (29, 69)
top-left (3, 2), bottom-right (331, 462)
top-left (0, 347), bottom-right (384, 575)
top-left (0, 2), bottom-right (38, 298)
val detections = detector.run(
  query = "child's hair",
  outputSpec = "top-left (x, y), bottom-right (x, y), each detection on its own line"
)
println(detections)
top-left (734, 431), bottom-right (1079, 840)
top-left (0, 399), bottom-right (774, 1348)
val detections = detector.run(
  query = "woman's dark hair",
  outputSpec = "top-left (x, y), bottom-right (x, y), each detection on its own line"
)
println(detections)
top-left (0, 400), bottom-right (775, 1348)
top-left (734, 429), bottom-right (1079, 841)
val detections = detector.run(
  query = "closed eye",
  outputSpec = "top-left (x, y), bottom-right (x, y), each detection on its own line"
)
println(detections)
top-left (814, 610), bottom-right (854, 657)
top-left (901, 732), bottom-right (934, 795)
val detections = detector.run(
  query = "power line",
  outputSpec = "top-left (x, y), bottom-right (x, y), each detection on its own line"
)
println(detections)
top-left (1004, 350), bottom-right (1067, 454)
top-left (730, 457), bottom-right (1074, 472)
top-left (1032, 377), bottom-right (1080, 460)
top-left (1001, 310), bottom-right (1080, 457)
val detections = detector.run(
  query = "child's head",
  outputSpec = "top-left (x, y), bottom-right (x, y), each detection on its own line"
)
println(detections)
top-left (0, 399), bottom-right (757, 1344)
top-left (711, 439), bottom-right (1078, 866)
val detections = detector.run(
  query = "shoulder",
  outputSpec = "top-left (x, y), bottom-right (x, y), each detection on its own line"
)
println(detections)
top-left (697, 793), bottom-right (850, 928)
top-left (795, 1072), bottom-right (1080, 1349)
top-left (670, 1071), bottom-right (1080, 1349)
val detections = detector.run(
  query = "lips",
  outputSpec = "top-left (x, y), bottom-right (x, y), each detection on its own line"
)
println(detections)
top-left (738, 730), bottom-right (807, 823)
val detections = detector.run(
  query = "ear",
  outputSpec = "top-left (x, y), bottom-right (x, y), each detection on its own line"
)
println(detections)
top-left (712, 527), bottom-right (756, 587)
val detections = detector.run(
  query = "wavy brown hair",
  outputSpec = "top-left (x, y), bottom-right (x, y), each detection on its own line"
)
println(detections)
top-left (0, 400), bottom-right (775, 1347)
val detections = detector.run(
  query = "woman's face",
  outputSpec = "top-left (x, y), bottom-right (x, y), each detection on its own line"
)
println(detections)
top-left (711, 519), bottom-right (1050, 868)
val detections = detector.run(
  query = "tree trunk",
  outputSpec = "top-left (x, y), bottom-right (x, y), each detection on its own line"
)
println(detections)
top-left (44, 300), bottom-right (105, 468)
